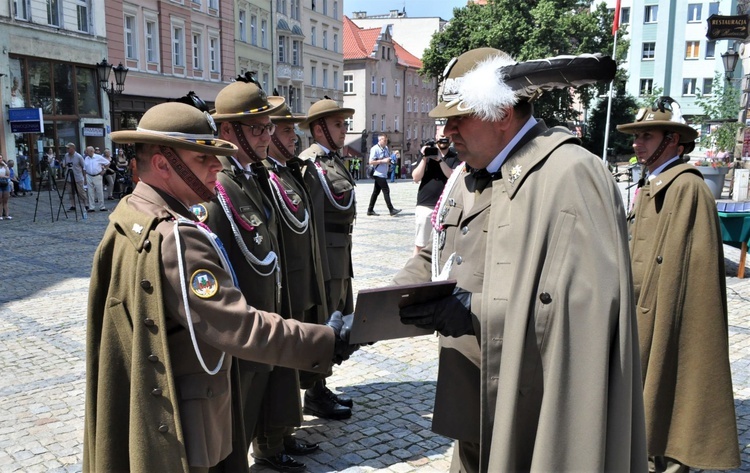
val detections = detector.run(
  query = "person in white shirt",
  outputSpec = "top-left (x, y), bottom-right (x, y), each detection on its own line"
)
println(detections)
top-left (83, 146), bottom-right (110, 211)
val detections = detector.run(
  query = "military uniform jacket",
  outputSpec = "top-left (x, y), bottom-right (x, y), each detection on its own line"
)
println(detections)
top-left (264, 157), bottom-right (328, 323)
top-left (628, 164), bottom-right (740, 469)
top-left (83, 183), bottom-right (334, 471)
top-left (395, 124), bottom-right (647, 471)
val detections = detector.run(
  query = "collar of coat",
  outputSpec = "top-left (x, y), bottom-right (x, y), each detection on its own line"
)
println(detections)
top-left (499, 121), bottom-right (580, 199)
top-left (113, 183), bottom-right (177, 251)
top-left (644, 163), bottom-right (703, 198)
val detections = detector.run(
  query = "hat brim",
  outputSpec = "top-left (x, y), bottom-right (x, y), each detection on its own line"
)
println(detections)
top-left (429, 100), bottom-right (473, 119)
top-left (110, 130), bottom-right (238, 156)
top-left (212, 96), bottom-right (286, 121)
top-left (617, 121), bottom-right (698, 143)
top-left (271, 115), bottom-right (306, 124)
top-left (299, 108), bottom-right (355, 130)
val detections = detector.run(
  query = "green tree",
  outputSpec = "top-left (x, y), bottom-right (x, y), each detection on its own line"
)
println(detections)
top-left (421, 0), bottom-right (628, 126)
top-left (694, 73), bottom-right (743, 153)
top-left (583, 93), bottom-right (637, 159)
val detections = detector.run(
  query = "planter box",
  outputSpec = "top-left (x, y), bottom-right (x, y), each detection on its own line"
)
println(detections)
top-left (696, 166), bottom-right (729, 199)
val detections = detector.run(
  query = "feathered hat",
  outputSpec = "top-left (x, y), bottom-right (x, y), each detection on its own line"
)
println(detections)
top-left (111, 102), bottom-right (237, 155)
top-left (617, 96), bottom-right (698, 143)
top-left (430, 48), bottom-right (617, 120)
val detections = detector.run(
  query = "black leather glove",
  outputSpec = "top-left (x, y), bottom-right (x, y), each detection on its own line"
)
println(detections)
top-left (399, 287), bottom-right (475, 338)
top-left (325, 311), bottom-right (360, 364)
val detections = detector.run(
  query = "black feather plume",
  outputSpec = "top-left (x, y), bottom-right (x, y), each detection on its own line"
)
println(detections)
top-left (498, 54), bottom-right (616, 98)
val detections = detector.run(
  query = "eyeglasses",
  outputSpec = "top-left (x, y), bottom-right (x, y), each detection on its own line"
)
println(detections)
top-left (239, 122), bottom-right (276, 136)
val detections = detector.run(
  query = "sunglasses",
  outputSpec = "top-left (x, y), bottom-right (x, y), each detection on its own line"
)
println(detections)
top-left (239, 122), bottom-right (276, 136)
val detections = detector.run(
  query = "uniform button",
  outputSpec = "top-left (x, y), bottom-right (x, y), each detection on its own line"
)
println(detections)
top-left (456, 255), bottom-right (463, 265)
top-left (158, 424), bottom-right (169, 433)
top-left (656, 256), bottom-right (663, 264)
top-left (461, 226), bottom-right (469, 235)
top-left (206, 388), bottom-right (213, 399)
top-left (144, 318), bottom-right (155, 327)
top-left (151, 388), bottom-right (163, 397)
top-left (140, 279), bottom-right (153, 290)
top-left (143, 240), bottom-right (152, 251)
top-left (539, 292), bottom-right (552, 304)
top-left (147, 354), bottom-right (159, 363)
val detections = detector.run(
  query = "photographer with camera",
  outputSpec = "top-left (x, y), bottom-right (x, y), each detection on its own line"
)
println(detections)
top-left (411, 129), bottom-right (460, 255)
top-left (62, 143), bottom-right (87, 211)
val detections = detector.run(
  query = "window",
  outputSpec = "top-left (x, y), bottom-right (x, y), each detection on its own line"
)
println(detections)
top-left (276, 0), bottom-right (286, 15)
top-left (209, 0), bottom-right (218, 9)
top-left (682, 78), bottom-right (697, 95)
top-left (292, 40), bottom-right (300, 66)
top-left (644, 5), bottom-right (658, 23)
top-left (702, 78), bottom-right (713, 96)
top-left (407, 97), bottom-right (411, 112)
top-left (209, 36), bottom-right (219, 72)
top-left (14, 0), bottom-right (30, 20)
top-left (381, 115), bottom-right (386, 131)
top-left (371, 114), bottom-right (376, 131)
top-left (146, 19), bottom-right (159, 63)
top-left (621, 6), bottom-right (630, 25)
top-left (333, 71), bottom-right (338, 90)
top-left (333, 33), bottom-right (338, 53)
top-left (311, 26), bottom-right (316, 47)
top-left (642, 42), bottom-right (655, 60)
top-left (263, 72), bottom-right (269, 91)
top-left (322, 68), bottom-right (328, 88)
top-left (76, 0), bottom-right (90, 32)
top-left (124, 15), bottom-right (138, 59)
top-left (381, 78), bottom-right (386, 95)
top-left (278, 36), bottom-right (286, 63)
top-left (47, 0), bottom-right (60, 26)
top-left (709, 2), bottom-right (719, 16)
top-left (414, 97), bottom-right (419, 112)
top-left (706, 40), bottom-right (716, 59)
top-left (381, 47), bottom-right (386, 59)
top-left (333, 1), bottom-right (338, 19)
top-left (323, 0), bottom-right (328, 15)
top-left (394, 115), bottom-right (399, 132)
top-left (344, 74), bottom-right (353, 93)
top-left (239, 10), bottom-right (247, 42)
top-left (685, 41), bottom-right (700, 59)
top-left (193, 33), bottom-right (203, 70)
top-left (394, 79), bottom-right (400, 97)
top-left (173, 25), bottom-right (185, 67)
top-left (639, 79), bottom-right (653, 96)
top-left (250, 15), bottom-right (257, 46)
top-left (311, 66), bottom-right (317, 86)
top-left (323, 31), bottom-right (328, 50)
top-left (261, 20), bottom-right (268, 48)
top-left (687, 4), bottom-right (702, 22)
top-left (291, 0), bottom-right (300, 20)
top-left (371, 75), bottom-right (376, 94)
top-left (345, 117), bottom-right (353, 132)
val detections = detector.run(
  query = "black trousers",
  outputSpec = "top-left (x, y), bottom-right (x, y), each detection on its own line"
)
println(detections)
top-left (368, 176), bottom-right (394, 211)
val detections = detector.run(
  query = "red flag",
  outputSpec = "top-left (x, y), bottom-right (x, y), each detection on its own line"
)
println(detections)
top-left (612, 0), bottom-right (622, 35)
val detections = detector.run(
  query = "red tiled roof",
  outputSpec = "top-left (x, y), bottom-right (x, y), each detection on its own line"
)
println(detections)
top-left (343, 15), bottom-right (422, 70)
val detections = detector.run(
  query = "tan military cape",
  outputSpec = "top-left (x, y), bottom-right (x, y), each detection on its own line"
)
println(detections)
top-left (629, 164), bottom-right (740, 469)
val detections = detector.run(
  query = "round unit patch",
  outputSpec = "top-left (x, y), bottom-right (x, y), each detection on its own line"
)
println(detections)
top-left (191, 270), bottom-right (219, 298)
top-left (190, 204), bottom-right (209, 222)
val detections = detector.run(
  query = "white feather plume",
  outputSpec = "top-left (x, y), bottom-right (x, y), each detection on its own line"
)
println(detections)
top-left (457, 54), bottom-right (518, 121)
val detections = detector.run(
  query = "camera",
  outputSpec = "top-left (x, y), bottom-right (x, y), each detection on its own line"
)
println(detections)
top-left (421, 139), bottom-right (438, 157)
top-left (67, 163), bottom-right (73, 168)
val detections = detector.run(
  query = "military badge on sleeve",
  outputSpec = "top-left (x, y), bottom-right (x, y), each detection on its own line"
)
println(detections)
top-left (191, 270), bottom-right (219, 298)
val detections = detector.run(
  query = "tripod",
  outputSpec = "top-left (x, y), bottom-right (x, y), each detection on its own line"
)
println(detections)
top-left (33, 161), bottom-right (62, 222)
top-left (57, 166), bottom-right (87, 221)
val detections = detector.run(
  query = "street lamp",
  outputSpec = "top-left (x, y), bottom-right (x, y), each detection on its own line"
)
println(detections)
top-left (96, 58), bottom-right (128, 133)
top-left (722, 47), bottom-right (740, 81)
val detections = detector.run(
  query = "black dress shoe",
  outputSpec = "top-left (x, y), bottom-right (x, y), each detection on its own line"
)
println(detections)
top-left (366, 210), bottom-right (378, 216)
top-left (389, 208), bottom-right (402, 216)
top-left (252, 453), bottom-right (305, 473)
top-left (323, 386), bottom-right (353, 408)
top-left (283, 437), bottom-right (319, 456)
top-left (303, 390), bottom-right (352, 420)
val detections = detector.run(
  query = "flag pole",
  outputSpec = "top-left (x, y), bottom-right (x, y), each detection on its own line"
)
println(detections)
top-left (602, 0), bottom-right (621, 165)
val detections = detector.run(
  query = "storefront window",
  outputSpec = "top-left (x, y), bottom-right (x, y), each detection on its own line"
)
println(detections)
top-left (54, 63), bottom-right (75, 115)
top-left (27, 59), bottom-right (53, 114)
top-left (77, 67), bottom-right (100, 116)
top-left (9, 58), bottom-right (27, 108)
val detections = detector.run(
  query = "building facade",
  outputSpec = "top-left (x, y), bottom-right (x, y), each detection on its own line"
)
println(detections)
top-left (235, 0), bottom-right (273, 91)
top-left (350, 9), bottom-right (448, 59)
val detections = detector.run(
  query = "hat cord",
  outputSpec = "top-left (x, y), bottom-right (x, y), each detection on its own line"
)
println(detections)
top-left (271, 133), bottom-right (297, 161)
top-left (316, 118), bottom-right (339, 152)
top-left (231, 122), bottom-right (264, 163)
top-left (642, 134), bottom-right (672, 168)
top-left (159, 146), bottom-right (216, 202)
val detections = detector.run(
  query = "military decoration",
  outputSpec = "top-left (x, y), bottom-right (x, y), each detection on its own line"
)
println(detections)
top-left (190, 269), bottom-right (219, 298)
top-left (508, 165), bottom-right (522, 185)
top-left (132, 223), bottom-right (144, 235)
top-left (254, 233), bottom-right (264, 245)
top-left (190, 204), bottom-right (209, 222)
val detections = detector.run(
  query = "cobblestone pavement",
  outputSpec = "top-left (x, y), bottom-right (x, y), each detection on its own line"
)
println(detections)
top-left (0, 177), bottom-right (748, 472)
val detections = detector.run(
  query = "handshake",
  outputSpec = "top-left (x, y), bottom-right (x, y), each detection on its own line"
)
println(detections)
top-left (325, 311), bottom-right (360, 364)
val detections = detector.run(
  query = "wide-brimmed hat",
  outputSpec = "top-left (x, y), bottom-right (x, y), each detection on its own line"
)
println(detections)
top-left (617, 97), bottom-right (698, 143)
top-left (111, 102), bottom-right (237, 155)
top-left (299, 99), bottom-right (354, 130)
top-left (270, 101), bottom-right (306, 124)
top-left (212, 81), bottom-right (285, 122)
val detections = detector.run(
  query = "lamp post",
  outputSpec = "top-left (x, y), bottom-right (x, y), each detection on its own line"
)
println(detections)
top-left (96, 59), bottom-right (128, 135)
top-left (722, 47), bottom-right (740, 82)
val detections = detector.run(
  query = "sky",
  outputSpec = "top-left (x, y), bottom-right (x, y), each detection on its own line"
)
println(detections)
top-left (343, 0), bottom-right (468, 21)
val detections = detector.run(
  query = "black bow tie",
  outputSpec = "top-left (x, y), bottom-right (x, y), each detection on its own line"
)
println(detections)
top-left (466, 168), bottom-right (499, 192)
